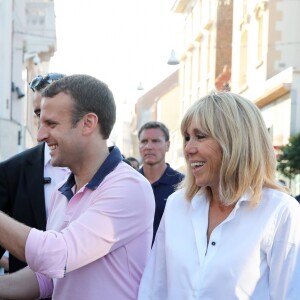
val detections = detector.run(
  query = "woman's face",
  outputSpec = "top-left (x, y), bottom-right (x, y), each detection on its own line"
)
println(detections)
top-left (184, 119), bottom-right (223, 190)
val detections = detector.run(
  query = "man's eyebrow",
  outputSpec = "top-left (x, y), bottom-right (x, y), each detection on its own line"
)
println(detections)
top-left (140, 138), bottom-right (162, 142)
top-left (43, 118), bottom-right (58, 125)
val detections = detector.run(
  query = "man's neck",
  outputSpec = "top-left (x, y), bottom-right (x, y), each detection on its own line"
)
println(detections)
top-left (73, 143), bottom-right (110, 191)
top-left (143, 162), bottom-right (167, 184)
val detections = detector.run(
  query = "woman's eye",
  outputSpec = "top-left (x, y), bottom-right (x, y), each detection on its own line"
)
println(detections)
top-left (196, 134), bottom-right (206, 140)
top-left (184, 136), bottom-right (190, 142)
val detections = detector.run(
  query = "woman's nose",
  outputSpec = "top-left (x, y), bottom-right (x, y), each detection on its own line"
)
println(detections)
top-left (185, 139), bottom-right (197, 154)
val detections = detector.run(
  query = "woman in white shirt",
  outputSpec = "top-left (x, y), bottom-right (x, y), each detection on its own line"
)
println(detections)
top-left (138, 91), bottom-right (300, 300)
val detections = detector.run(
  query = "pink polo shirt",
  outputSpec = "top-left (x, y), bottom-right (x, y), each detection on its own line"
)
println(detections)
top-left (25, 147), bottom-right (155, 300)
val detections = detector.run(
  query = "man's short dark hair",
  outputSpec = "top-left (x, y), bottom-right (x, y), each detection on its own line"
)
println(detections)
top-left (42, 74), bottom-right (116, 140)
top-left (138, 121), bottom-right (170, 141)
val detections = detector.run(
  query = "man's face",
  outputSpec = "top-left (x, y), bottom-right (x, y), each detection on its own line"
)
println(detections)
top-left (37, 92), bottom-right (85, 168)
top-left (33, 91), bottom-right (42, 118)
top-left (33, 91), bottom-right (42, 128)
top-left (139, 128), bottom-right (170, 166)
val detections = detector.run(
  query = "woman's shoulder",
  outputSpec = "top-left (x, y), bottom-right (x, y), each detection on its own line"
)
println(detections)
top-left (261, 187), bottom-right (300, 213)
top-left (167, 188), bottom-right (188, 202)
top-left (166, 188), bottom-right (205, 210)
top-left (262, 187), bottom-right (296, 202)
top-left (165, 189), bottom-right (189, 209)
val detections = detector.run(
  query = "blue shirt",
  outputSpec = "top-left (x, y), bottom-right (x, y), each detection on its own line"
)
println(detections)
top-left (139, 164), bottom-right (184, 242)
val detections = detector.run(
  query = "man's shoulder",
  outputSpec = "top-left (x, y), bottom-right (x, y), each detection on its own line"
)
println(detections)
top-left (166, 164), bottom-right (184, 179)
top-left (92, 162), bottom-right (154, 205)
top-left (0, 143), bottom-right (44, 167)
top-left (99, 162), bottom-right (148, 186)
top-left (156, 164), bottom-right (184, 187)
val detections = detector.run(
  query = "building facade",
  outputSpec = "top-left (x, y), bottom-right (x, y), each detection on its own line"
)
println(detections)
top-left (133, 0), bottom-right (300, 194)
top-left (0, 0), bottom-right (56, 161)
top-left (131, 70), bottom-right (182, 169)
top-left (232, 0), bottom-right (300, 193)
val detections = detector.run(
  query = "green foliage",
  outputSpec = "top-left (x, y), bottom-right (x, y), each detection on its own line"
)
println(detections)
top-left (277, 133), bottom-right (300, 179)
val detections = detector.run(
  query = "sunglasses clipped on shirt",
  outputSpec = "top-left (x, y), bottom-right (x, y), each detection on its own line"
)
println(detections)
top-left (29, 73), bottom-right (65, 92)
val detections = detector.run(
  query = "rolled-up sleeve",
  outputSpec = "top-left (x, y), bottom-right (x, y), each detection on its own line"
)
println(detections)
top-left (25, 228), bottom-right (67, 278)
top-left (35, 272), bottom-right (54, 299)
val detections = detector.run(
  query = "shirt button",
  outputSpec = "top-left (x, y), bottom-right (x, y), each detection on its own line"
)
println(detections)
top-left (211, 241), bottom-right (216, 246)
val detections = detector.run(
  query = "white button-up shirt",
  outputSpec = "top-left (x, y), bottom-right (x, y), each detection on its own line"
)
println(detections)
top-left (138, 188), bottom-right (300, 300)
top-left (43, 146), bottom-right (70, 217)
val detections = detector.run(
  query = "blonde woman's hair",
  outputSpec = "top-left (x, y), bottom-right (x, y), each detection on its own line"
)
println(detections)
top-left (180, 91), bottom-right (287, 205)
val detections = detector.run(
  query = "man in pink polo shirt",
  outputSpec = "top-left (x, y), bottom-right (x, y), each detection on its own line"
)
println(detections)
top-left (0, 74), bottom-right (155, 299)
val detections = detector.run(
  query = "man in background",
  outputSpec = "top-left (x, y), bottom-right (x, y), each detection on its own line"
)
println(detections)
top-left (0, 73), bottom-right (69, 274)
top-left (138, 121), bottom-right (184, 243)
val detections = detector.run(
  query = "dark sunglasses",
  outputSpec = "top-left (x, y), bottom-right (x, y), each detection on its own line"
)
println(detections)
top-left (29, 73), bottom-right (65, 92)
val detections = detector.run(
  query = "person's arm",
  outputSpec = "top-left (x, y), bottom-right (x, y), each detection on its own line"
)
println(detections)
top-left (0, 267), bottom-right (40, 299)
top-left (0, 211), bottom-right (31, 262)
top-left (269, 198), bottom-right (300, 299)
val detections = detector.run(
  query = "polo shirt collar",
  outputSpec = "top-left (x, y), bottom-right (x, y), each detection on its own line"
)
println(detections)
top-left (139, 163), bottom-right (172, 186)
top-left (59, 146), bottom-right (122, 200)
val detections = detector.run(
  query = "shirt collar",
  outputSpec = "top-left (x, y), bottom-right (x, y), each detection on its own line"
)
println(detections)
top-left (191, 188), bottom-right (253, 209)
top-left (59, 146), bottom-right (123, 201)
top-left (234, 188), bottom-right (253, 208)
top-left (139, 163), bottom-right (172, 185)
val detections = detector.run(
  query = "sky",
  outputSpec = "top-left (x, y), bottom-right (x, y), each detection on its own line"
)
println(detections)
top-left (49, 0), bottom-right (183, 105)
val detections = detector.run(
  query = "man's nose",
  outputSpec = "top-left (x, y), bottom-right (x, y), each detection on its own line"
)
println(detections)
top-left (145, 141), bottom-right (153, 148)
top-left (37, 124), bottom-right (48, 143)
